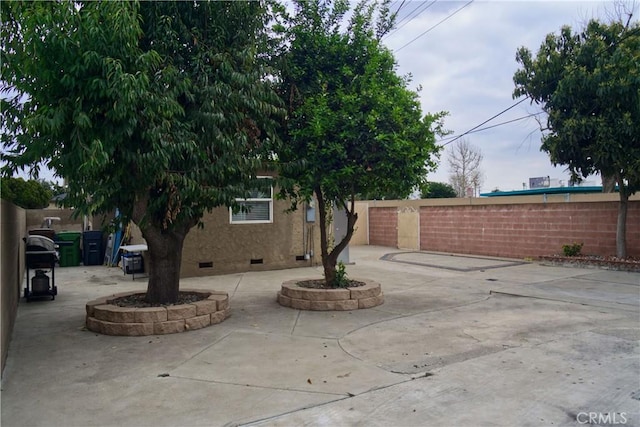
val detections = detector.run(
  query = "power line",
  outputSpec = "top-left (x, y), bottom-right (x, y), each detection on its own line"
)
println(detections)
top-left (390, 1), bottom-right (437, 35)
top-left (438, 24), bottom-right (640, 149)
top-left (396, 0), bottom-right (473, 52)
top-left (437, 111), bottom-right (544, 144)
top-left (385, 0), bottom-right (438, 40)
top-left (439, 97), bottom-right (530, 147)
top-left (393, 1), bottom-right (423, 27)
top-left (391, 0), bottom-right (408, 20)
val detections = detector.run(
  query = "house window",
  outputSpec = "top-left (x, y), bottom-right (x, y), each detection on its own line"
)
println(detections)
top-left (230, 178), bottom-right (273, 224)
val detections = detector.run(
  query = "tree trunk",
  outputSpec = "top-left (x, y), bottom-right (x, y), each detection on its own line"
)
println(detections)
top-left (141, 224), bottom-right (190, 304)
top-left (602, 174), bottom-right (616, 193)
top-left (131, 193), bottom-right (196, 304)
top-left (315, 187), bottom-right (358, 287)
top-left (315, 188), bottom-right (336, 285)
top-left (616, 188), bottom-right (628, 259)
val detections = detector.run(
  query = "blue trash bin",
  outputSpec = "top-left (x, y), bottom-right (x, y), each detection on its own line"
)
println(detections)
top-left (83, 231), bottom-right (104, 265)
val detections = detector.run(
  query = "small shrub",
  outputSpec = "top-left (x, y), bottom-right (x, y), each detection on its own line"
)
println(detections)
top-left (562, 242), bottom-right (584, 257)
top-left (333, 261), bottom-right (349, 288)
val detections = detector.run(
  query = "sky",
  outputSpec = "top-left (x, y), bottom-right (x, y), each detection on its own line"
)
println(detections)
top-left (382, 0), bottom-right (631, 193)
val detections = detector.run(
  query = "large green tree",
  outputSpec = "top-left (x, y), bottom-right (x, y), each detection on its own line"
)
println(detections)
top-left (513, 19), bottom-right (640, 258)
top-left (276, 0), bottom-right (444, 285)
top-left (1, 1), bottom-right (282, 303)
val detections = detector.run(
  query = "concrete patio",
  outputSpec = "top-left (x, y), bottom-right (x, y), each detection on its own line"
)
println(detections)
top-left (1, 246), bottom-right (638, 426)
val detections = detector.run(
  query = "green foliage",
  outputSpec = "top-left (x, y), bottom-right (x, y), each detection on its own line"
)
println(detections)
top-left (1, 177), bottom-right (52, 209)
top-left (333, 261), bottom-right (349, 288)
top-left (513, 18), bottom-right (639, 258)
top-left (562, 242), bottom-right (584, 257)
top-left (513, 19), bottom-right (640, 199)
top-left (275, 0), bottom-right (445, 284)
top-left (1, 1), bottom-right (283, 303)
top-left (1, 1), bottom-right (282, 226)
top-left (420, 181), bottom-right (457, 199)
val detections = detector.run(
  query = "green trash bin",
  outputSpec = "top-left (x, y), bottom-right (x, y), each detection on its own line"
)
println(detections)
top-left (56, 231), bottom-right (82, 267)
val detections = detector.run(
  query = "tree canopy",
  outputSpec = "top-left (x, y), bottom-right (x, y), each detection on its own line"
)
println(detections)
top-left (276, 0), bottom-right (444, 285)
top-left (1, 177), bottom-right (52, 209)
top-left (513, 18), bottom-right (639, 257)
top-left (1, 1), bottom-right (282, 303)
top-left (420, 181), bottom-right (457, 199)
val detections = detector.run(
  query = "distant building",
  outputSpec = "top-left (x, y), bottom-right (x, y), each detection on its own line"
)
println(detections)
top-left (529, 176), bottom-right (550, 189)
top-left (480, 186), bottom-right (609, 197)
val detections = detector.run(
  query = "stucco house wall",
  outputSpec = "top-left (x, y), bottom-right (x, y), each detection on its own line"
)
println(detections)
top-left (180, 198), bottom-right (321, 277)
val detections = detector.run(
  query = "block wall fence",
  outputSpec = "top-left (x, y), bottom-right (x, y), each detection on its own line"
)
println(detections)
top-left (1, 200), bottom-right (26, 376)
top-left (355, 193), bottom-right (640, 259)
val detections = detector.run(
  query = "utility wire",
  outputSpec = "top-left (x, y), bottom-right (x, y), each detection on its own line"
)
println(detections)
top-left (391, 0), bottom-right (407, 22)
top-left (438, 97), bottom-right (530, 147)
top-left (437, 25), bottom-right (640, 148)
top-left (389, 2), bottom-right (638, 150)
top-left (396, 0), bottom-right (473, 52)
top-left (385, 0), bottom-right (438, 40)
top-left (437, 111), bottom-right (544, 144)
top-left (391, 0), bottom-right (436, 34)
top-left (393, 0), bottom-right (423, 27)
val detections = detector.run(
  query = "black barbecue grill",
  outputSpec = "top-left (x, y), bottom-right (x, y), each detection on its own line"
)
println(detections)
top-left (24, 235), bottom-right (58, 301)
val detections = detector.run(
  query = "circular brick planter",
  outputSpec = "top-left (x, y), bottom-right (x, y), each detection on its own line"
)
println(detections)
top-left (277, 278), bottom-right (384, 311)
top-left (85, 289), bottom-right (230, 336)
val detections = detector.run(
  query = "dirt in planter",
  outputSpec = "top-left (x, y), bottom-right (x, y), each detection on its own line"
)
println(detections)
top-left (296, 279), bottom-right (367, 289)
top-left (110, 291), bottom-right (208, 308)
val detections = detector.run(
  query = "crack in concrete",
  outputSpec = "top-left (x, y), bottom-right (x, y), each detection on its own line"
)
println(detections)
top-left (290, 310), bottom-right (301, 335)
top-left (460, 329), bottom-right (482, 343)
top-left (170, 330), bottom-right (235, 370)
top-left (168, 374), bottom-right (348, 397)
top-left (489, 290), bottom-right (639, 312)
top-left (231, 273), bottom-right (245, 299)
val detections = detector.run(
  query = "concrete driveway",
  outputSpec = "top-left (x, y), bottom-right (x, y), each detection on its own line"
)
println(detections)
top-left (1, 246), bottom-right (638, 426)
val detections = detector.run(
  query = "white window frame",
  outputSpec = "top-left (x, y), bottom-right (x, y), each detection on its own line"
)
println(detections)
top-left (229, 177), bottom-right (274, 224)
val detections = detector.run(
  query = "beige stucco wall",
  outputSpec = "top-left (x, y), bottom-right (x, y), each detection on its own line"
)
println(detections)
top-left (397, 206), bottom-right (419, 250)
top-left (1, 200), bottom-right (26, 376)
top-left (350, 202), bottom-right (369, 246)
top-left (127, 197), bottom-right (322, 278)
top-left (180, 198), bottom-right (321, 277)
top-left (26, 208), bottom-right (84, 232)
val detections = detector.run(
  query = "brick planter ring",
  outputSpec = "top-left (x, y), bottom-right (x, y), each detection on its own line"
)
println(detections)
top-left (85, 289), bottom-right (230, 336)
top-left (277, 279), bottom-right (383, 310)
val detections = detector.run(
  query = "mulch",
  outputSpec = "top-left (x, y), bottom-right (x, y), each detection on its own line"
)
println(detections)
top-left (110, 291), bottom-right (208, 308)
top-left (296, 279), bottom-right (367, 289)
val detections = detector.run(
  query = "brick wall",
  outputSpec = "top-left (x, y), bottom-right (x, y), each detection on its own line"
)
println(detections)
top-left (361, 195), bottom-right (640, 259)
top-left (420, 202), bottom-right (640, 258)
top-left (368, 207), bottom-right (397, 247)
